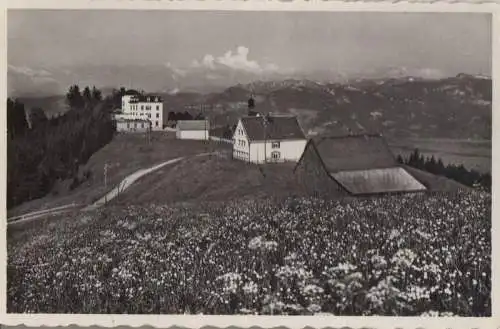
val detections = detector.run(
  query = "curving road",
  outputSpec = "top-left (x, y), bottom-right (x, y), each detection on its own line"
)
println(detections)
top-left (7, 152), bottom-right (216, 226)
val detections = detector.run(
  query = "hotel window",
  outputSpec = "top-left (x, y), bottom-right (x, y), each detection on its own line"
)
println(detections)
top-left (272, 142), bottom-right (280, 149)
top-left (271, 151), bottom-right (280, 160)
top-left (141, 105), bottom-right (144, 110)
top-left (156, 121), bottom-right (159, 127)
top-left (127, 123), bottom-right (130, 129)
top-left (148, 113), bottom-right (151, 118)
top-left (156, 113), bottom-right (159, 118)
top-left (156, 105), bottom-right (160, 110)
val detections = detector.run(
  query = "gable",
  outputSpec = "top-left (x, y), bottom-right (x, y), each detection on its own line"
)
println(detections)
top-left (233, 119), bottom-right (249, 141)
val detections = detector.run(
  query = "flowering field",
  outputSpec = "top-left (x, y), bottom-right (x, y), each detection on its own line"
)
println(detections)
top-left (7, 191), bottom-right (491, 315)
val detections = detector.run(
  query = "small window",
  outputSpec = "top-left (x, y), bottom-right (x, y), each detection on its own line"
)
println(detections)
top-left (271, 151), bottom-right (280, 160)
top-left (156, 113), bottom-right (159, 118)
top-left (156, 105), bottom-right (160, 110)
top-left (148, 113), bottom-right (151, 118)
top-left (156, 121), bottom-right (159, 127)
top-left (141, 105), bottom-right (144, 110)
top-left (272, 142), bottom-right (280, 149)
top-left (134, 123), bottom-right (137, 129)
top-left (127, 123), bottom-right (130, 129)
top-left (141, 123), bottom-right (144, 128)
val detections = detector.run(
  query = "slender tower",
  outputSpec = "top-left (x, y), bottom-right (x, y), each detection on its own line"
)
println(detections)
top-left (247, 93), bottom-right (255, 116)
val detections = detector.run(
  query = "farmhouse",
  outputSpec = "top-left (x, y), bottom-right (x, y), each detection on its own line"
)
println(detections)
top-left (294, 133), bottom-right (427, 196)
top-left (233, 115), bottom-right (307, 164)
top-left (116, 118), bottom-right (151, 133)
top-left (115, 90), bottom-right (164, 131)
top-left (176, 120), bottom-right (210, 140)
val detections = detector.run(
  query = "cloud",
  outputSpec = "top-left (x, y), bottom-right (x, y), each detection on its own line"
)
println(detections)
top-left (191, 46), bottom-right (279, 74)
top-left (8, 65), bottom-right (58, 83)
top-left (386, 66), bottom-right (445, 79)
top-left (164, 62), bottom-right (187, 78)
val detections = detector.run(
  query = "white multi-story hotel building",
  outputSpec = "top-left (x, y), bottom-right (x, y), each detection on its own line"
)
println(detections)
top-left (115, 90), bottom-right (164, 131)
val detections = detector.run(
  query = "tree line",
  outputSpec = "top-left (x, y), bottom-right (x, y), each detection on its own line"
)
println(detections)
top-left (7, 85), bottom-right (116, 209)
top-left (397, 149), bottom-right (491, 192)
top-left (167, 111), bottom-right (205, 122)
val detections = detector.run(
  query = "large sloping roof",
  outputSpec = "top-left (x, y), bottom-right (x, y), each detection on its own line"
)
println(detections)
top-left (177, 120), bottom-right (210, 131)
top-left (331, 167), bottom-right (426, 195)
top-left (241, 115), bottom-right (306, 142)
top-left (295, 133), bottom-right (427, 195)
top-left (314, 134), bottom-right (397, 172)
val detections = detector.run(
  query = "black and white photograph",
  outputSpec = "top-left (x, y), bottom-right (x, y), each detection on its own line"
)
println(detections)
top-left (5, 8), bottom-right (493, 318)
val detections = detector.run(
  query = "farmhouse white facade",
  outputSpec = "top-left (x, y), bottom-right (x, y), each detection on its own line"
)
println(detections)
top-left (176, 120), bottom-right (210, 140)
top-left (233, 115), bottom-right (307, 164)
top-left (115, 91), bottom-right (164, 131)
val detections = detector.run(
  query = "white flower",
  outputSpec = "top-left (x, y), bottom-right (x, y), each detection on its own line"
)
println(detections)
top-left (307, 303), bottom-right (322, 313)
top-left (248, 236), bottom-right (263, 250)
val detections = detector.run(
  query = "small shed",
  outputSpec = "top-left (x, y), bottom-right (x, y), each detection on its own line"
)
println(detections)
top-left (176, 120), bottom-right (210, 140)
top-left (294, 133), bottom-right (427, 196)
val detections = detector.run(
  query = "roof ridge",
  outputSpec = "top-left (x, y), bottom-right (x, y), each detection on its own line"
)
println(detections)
top-left (316, 132), bottom-right (383, 144)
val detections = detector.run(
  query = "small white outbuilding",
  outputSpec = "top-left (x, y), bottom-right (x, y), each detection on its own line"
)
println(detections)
top-left (176, 120), bottom-right (210, 140)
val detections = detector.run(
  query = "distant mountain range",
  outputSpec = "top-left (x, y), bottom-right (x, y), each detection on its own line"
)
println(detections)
top-left (176, 74), bottom-right (492, 140)
top-left (207, 74), bottom-right (492, 139)
top-left (8, 63), bottom-right (491, 140)
top-left (9, 62), bottom-right (478, 98)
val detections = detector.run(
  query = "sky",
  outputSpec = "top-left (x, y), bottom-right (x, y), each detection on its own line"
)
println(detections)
top-left (8, 10), bottom-right (492, 77)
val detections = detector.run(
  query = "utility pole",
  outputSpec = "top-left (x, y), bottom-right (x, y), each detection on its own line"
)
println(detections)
top-left (104, 162), bottom-right (109, 188)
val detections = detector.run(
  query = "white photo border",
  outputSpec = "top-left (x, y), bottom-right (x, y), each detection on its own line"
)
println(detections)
top-left (1, 1), bottom-right (498, 328)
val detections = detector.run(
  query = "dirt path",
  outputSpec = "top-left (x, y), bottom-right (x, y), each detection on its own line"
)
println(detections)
top-left (7, 152), bottom-right (215, 226)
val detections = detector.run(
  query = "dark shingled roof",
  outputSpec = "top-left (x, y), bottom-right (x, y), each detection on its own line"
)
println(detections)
top-left (313, 134), bottom-right (397, 172)
top-left (241, 115), bottom-right (306, 142)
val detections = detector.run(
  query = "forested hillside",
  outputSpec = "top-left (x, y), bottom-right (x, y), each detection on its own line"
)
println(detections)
top-left (7, 86), bottom-right (120, 209)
